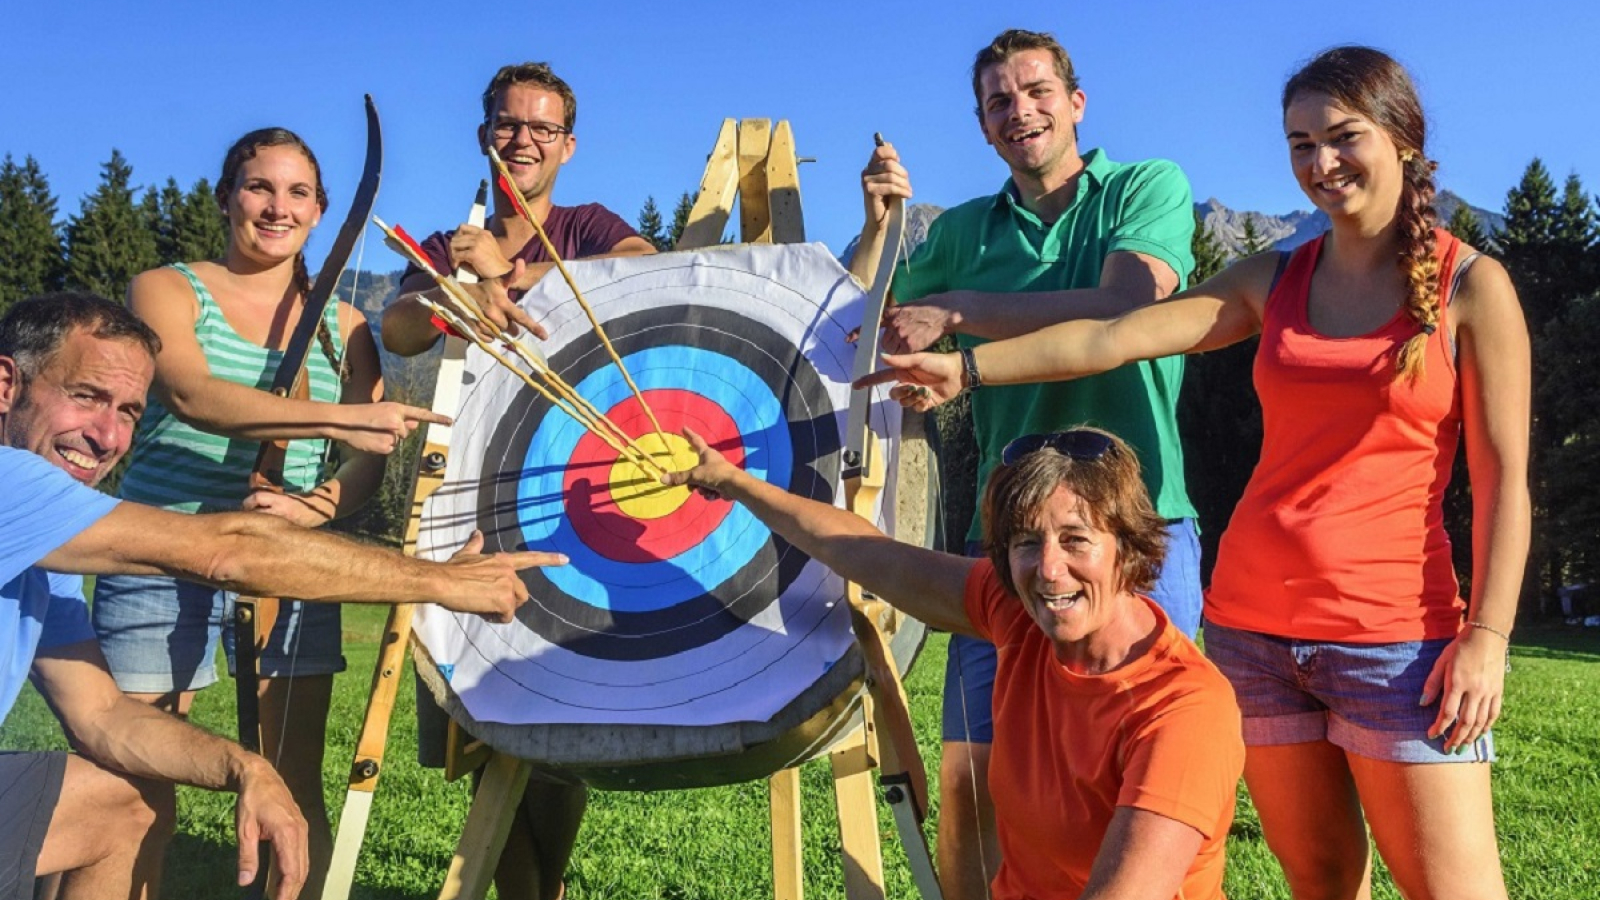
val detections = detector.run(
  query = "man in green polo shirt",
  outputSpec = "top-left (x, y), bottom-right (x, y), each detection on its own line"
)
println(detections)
top-left (847, 28), bottom-right (1200, 900)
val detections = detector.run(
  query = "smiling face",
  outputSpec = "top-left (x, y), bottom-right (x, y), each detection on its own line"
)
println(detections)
top-left (1285, 91), bottom-right (1406, 226)
top-left (0, 329), bottom-right (154, 485)
top-left (976, 48), bottom-right (1086, 189)
top-left (220, 143), bottom-right (324, 267)
top-left (480, 82), bottom-right (576, 203)
top-left (1006, 484), bottom-right (1129, 663)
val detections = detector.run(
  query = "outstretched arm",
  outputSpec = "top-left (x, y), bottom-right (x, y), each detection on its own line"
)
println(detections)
top-left (129, 267), bottom-right (447, 455)
top-left (856, 251), bottom-right (1278, 409)
top-left (664, 429), bottom-right (978, 635)
top-left (37, 502), bottom-right (561, 622)
top-left (879, 251), bottom-right (1180, 354)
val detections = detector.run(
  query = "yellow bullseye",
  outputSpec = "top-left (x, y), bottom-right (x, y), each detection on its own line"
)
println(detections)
top-left (608, 432), bottom-right (701, 520)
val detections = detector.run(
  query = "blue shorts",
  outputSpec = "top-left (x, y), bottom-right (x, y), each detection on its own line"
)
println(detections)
top-left (942, 519), bottom-right (1203, 743)
top-left (92, 574), bottom-right (345, 693)
top-left (1202, 621), bottom-right (1493, 764)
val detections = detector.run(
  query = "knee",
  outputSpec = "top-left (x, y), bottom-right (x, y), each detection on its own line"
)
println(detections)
top-left (938, 744), bottom-right (991, 806)
top-left (119, 775), bottom-right (170, 846)
top-left (1277, 842), bottom-right (1368, 900)
top-left (88, 771), bottom-right (169, 860)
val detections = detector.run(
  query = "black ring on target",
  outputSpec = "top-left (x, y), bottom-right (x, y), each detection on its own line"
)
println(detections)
top-left (481, 304), bottom-right (839, 661)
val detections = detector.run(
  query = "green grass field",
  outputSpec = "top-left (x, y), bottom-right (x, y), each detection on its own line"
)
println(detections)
top-left (4, 605), bottom-right (1597, 899)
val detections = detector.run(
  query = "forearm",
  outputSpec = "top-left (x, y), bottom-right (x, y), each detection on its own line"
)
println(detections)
top-left (969, 318), bottom-right (1124, 386)
top-left (1467, 470), bottom-right (1530, 633)
top-left (199, 512), bottom-right (445, 604)
top-left (944, 286), bottom-right (1153, 341)
top-left (163, 377), bottom-right (354, 443)
top-left (716, 471), bottom-right (975, 634)
top-left (75, 696), bottom-right (263, 791)
top-left (847, 219), bottom-right (891, 289)
top-left (381, 293), bottom-right (448, 356)
top-left (320, 451), bottom-right (386, 521)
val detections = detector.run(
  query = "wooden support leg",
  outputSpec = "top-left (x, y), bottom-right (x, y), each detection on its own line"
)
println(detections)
top-left (770, 767), bottom-right (804, 900)
top-left (437, 751), bottom-right (533, 900)
top-left (831, 719), bottom-right (886, 900)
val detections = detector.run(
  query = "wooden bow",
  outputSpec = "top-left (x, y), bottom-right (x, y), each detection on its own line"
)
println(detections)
top-left (234, 94), bottom-right (381, 900)
top-left (841, 167), bottom-right (944, 899)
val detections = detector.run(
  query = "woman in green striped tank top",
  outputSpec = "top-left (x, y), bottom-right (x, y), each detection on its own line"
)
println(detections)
top-left (92, 127), bottom-right (447, 895)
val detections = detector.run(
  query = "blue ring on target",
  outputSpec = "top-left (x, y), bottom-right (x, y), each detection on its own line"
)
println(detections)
top-left (517, 345), bottom-right (791, 613)
top-left (482, 305), bottom-right (841, 662)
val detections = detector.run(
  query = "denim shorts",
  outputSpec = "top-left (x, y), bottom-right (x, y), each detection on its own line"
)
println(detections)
top-left (942, 519), bottom-right (1203, 743)
top-left (92, 573), bottom-right (346, 693)
top-left (1203, 621), bottom-right (1493, 764)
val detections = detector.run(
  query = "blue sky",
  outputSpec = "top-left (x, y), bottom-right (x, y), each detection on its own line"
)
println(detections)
top-left (3, 0), bottom-right (1595, 270)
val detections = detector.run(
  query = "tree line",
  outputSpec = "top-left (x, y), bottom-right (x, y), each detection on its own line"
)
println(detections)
top-left (5, 148), bottom-right (1598, 618)
top-left (0, 151), bottom-right (225, 313)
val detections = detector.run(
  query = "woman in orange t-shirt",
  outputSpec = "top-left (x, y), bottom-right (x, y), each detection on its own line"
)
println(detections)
top-left (668, 427), bottom-right (1243, 900)
top-left (865, 46), bottom-right (1529, 900)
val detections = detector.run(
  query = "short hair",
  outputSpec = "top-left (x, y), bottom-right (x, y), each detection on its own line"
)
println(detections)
top-left (981, 427), bottom-right (1167, 597)
top-left (0, 292), bottom-right (161, 384)
top-left (482, 62), bottom-right (577, 132)
top-left (971, 29), bottom-right (1080, 113)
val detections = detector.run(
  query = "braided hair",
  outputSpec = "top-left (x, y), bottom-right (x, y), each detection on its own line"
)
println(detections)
top-left (215, 128), bottom-right (349, 381)
top-left (1284, 46), bottom-right (1440, 383)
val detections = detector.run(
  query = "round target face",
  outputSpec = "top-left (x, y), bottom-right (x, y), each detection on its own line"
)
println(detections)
top-left (412, 244), bottom-right (900, 727)
top-left (481, 308), bottom-right (837, 661)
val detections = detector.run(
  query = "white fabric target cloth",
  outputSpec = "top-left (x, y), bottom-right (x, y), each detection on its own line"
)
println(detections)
top-left (412, 243), bottom-right (901, 726)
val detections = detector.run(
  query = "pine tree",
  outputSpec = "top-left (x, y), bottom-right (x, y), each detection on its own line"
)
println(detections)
top-left (141, 177), bottom-right (227, 266)
top-left (1553, 173), bottom-right (1599, 301)
top-left (1445, 204), bottom-right (1488, 250)
top-left (1190, 211), bottom-right (1228, 283)
top-left (1238, 215), bottom-right (1270, 256)
top-left (637, 195), bottom-right (669, 251)
top-left (0, 154), bottom-right (66, 314)
top-left (64, 149), bottom-right (159, 301)
top-left (1498, 158), bottom-right (1560, 329)
top-left (667, 191), bottom-right (695, 249)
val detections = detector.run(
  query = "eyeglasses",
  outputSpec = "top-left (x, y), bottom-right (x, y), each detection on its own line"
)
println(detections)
top-left (1000, 430), bottom-right (1117, 466)
top-left (488, 118), bottom-right (571, 144)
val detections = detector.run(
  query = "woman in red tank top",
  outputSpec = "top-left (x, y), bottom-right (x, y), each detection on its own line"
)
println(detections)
top-left (866, 46), bottom-right (1530, 900)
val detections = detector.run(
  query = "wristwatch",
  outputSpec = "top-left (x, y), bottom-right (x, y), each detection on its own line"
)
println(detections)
top-left (959, 347), bottom-right (982, 392)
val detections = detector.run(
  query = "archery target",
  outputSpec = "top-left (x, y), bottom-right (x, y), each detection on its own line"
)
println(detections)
top-left (412, 243), bottom-right (901, 727)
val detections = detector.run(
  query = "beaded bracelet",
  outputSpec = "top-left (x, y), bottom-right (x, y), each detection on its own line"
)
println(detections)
top-left (1467, 620), bottom-right (1512, 643)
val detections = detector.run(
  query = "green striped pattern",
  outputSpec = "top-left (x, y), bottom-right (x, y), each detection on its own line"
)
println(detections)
top-left (120, 263), bottom-right (344, 513)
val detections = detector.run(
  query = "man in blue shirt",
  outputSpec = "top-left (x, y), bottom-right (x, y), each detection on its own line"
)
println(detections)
top-left (0, 293), bottom-right (560, 899)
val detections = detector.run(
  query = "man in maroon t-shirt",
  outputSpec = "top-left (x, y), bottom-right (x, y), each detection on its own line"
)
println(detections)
top-left (382, 61), bottom-right (655, 357)
top-left (382, 62), bottom-right (655, 900)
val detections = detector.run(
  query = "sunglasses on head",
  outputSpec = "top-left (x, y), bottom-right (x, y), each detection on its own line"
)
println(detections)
top-left (1000, 430), bottom-right (1117, 467)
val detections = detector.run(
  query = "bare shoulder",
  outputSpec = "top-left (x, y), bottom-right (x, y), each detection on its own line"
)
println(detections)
top-left (1180, 247), bottom-right (1284, 316)
top-left (334, 299), bottom-right (372, 339)
top-left (127, 265), bottom-right (200, 322)
top-left (1450, 252), bottom-right (1522, 329)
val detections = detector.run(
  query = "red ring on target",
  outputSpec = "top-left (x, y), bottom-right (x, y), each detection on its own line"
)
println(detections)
top-left (561, 389), bottom-right (745, 564)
